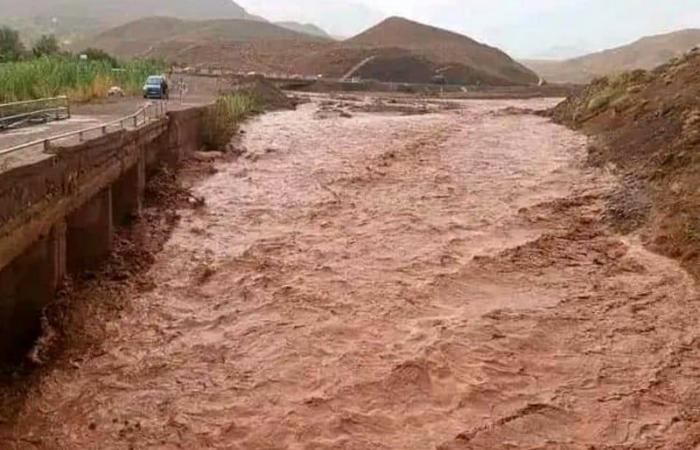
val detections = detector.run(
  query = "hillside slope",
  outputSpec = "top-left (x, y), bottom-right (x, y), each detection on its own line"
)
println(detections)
top-left (87, 17), bottom-right (325, 57)
top-left (296, 17), bottom-right (539, 86)
top-left (146, 40), bottom-right (330, 74)
top-left (525, 29), bottom-right (700, 84)
top-left (550, 47), bottom-right (700, 280)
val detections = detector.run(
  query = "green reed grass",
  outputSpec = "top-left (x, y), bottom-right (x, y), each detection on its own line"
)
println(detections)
top-left (202, 92), bottom-right (261, 151)
top-left (0, 56), bottom-right (164, 103)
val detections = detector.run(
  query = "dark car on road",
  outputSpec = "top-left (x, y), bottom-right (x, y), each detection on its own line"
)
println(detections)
top-left (143, 75), bottom-right (169, 99)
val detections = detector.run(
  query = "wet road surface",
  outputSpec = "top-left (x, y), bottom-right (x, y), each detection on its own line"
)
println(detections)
top-left (2, 98), bottom-right (699, 449)
top-left (0, 73), bottom-right (219, 172)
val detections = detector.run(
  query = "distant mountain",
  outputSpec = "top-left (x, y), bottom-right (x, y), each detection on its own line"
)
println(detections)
top-left (295, 17), bottom-right (539, 86)
top-left (87, 17), bottom-right (327, 57)
top-left (0, 0), bottom-right (261, 43)
top-left (275, 22), bottom-right (331, 39)
top-left (524, 29), bottom-right (700, 84)
top-left (0, 0), bottom-right (256, 21)
top-left (529, 45), bottom-right (591, 60)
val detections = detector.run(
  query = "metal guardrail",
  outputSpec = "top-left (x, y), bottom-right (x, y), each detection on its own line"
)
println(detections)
top-left (171, 66), bottom-right (323, 82)
top-left (0, 101), bottom-right (167, 157)
top-left (0, 107), bottom-right (71, 131)
top-left (0, 96), bottom-right (69, 118)
top-left (0, 96), bottom-right (71, 131)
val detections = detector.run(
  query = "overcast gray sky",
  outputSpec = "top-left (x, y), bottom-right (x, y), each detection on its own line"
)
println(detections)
top-left (237, 0), bottom-right (700, 58)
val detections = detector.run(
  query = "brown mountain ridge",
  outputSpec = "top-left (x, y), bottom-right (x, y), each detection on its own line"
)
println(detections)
top-left (104, 15), bottom-right (538, 86)
top-left (346, 17), bottom-right (538, 85)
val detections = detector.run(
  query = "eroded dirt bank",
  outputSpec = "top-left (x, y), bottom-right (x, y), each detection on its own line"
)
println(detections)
top-left (2, 98), bottom-right (699, 449)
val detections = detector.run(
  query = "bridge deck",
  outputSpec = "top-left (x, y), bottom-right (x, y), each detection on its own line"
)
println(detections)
top-left (0, 94), bottom-right (214, 173)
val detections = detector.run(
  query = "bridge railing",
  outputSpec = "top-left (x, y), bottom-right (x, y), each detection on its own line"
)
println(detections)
top-left (0, 96), bottom-right (70, 130)
top-left (0, 101), bottom-right (167, 157)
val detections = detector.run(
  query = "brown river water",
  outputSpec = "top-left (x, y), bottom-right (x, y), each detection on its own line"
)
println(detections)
top-left (2, 97), bottom-right (699, 449)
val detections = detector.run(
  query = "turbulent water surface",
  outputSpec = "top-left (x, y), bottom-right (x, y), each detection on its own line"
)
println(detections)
top-left (3, 97), bottom-right (699, 449)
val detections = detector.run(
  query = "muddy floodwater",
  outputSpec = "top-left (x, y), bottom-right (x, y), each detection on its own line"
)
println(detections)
top-left (3, 97), bottom-right (699, 449)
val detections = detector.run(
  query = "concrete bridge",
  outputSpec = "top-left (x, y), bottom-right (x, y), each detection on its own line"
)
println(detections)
top-left (0, 104), bottom-right (210, 361)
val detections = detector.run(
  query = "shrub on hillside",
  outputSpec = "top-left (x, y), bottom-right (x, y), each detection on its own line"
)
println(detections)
top-left (586, 70), bottom-right (651, 112)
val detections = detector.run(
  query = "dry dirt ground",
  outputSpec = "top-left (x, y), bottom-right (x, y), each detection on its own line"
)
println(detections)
top-left (1, 97), bottom-right (700, 449)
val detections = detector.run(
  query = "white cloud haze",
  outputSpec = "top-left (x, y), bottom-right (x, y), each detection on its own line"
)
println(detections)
top-left (237, 0), bottom-right (700, 58)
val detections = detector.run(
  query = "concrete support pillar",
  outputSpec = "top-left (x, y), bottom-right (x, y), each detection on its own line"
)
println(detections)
top-left (113, 156), bottom-right (146, 225)
top-left (0, 225), bottom-right (64, 362)
top-left (67, 187), bottom-right (113, 274)
top-left (48, 220), bottom-right (67, 291)
top-left (164, 117), bottom-right (184, 169)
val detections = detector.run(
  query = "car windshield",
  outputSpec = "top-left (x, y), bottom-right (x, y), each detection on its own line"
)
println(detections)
top-left (146, 76), bottom-right (163, 85)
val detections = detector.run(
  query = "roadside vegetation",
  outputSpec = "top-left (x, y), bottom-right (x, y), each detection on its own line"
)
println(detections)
top-left (0, 57), bottom-right (164, 103)
top-left (202, 92), bottom-right (261, 150)
top-left (0, 26), bottom-right (164, 103)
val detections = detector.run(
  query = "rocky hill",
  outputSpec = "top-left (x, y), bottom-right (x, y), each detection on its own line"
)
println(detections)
top-left (295, 17), bottom-right (539, 86)
top-left (550, 47), bottom-right (700, 279)
top-left (525, 29), bottom-right (700, 84)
